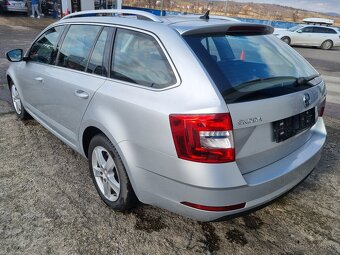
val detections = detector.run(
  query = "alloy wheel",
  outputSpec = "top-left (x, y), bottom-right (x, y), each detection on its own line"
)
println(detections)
top-left (11, 84), bottom-right (22, 115)
top-left (91, 146), bottom-right (120, 202)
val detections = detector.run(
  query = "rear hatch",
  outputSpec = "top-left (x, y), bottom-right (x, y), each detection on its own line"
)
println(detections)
top-left (183, 25), bottom-right (326, 174)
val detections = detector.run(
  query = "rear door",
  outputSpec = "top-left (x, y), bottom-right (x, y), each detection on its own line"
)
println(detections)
top-left (34, 24), bottom-right (112, 146)
top-left (184, 32), bottom-right (326, 174)
top-left (313, 27), bottom-right (338, 46)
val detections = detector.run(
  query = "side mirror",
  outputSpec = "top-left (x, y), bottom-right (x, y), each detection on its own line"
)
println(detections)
top-left (296, 30), bottom-right (303, 33)
top-left (6, 49), bottom-right (24, 62)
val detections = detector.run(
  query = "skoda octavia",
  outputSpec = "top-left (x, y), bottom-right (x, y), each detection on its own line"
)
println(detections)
top-left (6, 10), bottom-right (327, 221)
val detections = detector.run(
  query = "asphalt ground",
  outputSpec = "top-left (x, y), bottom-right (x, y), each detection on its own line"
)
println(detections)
top-left (0, 16), bottom-right (339, 255)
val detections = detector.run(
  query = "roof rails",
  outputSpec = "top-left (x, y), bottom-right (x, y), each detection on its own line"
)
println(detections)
top-left (61, 9), bottom-right (163, 23)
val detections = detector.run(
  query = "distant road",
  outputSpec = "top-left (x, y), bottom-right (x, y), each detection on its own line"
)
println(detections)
top-left (294, 46), bottom-right (340, 77)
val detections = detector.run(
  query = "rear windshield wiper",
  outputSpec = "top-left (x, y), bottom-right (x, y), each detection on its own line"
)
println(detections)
top-left (234, 74), bottom-right (319, 90)
top-left (233, 76), bottom-right (297, 91)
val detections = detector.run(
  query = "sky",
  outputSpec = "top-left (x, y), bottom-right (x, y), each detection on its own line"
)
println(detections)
top-left (229, 0), bottom-right (340, 14)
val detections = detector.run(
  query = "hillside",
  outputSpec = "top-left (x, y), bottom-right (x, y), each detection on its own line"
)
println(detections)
top-left (124, 0), bottom-right (340, 26)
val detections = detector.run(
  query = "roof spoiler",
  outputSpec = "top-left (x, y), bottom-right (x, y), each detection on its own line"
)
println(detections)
top-left (182, 23), bottom-right (274, 36)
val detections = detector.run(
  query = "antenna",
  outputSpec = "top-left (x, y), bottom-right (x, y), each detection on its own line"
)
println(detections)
top-left (200, 10), bottom-right (210, 20)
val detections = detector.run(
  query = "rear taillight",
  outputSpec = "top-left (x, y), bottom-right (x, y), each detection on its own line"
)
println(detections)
top-left (318, 98), bottom-right (326, 117)
top-left (169, 113), bottom-right (235, 163)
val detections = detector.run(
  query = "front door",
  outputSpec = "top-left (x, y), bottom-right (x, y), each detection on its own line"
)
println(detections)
top-left (18, 25), bottom-right (65, 117)
top-left (35, 25), bottom-right (111, 146)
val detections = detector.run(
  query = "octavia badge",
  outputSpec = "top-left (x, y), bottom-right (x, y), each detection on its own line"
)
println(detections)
top-left (303, 93), bottom-right (311, 108)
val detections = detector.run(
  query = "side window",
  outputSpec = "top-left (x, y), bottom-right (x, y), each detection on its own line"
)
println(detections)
top-left (57, 25), bottom-right (101, 72)
top-left (111, 28), bottom-right (177, 89)
top-left (29, 26), bottom-right (64, 64)
top-left (300, 27), bottom-right (313, 33)
top-left (324, 28), bottom-right (337, 34)
top-left (86, 27), bottom-right (110, 76)
top-left (313, 27), bottom-right (337, 34)
top-left (313, 27), bottom-right (323, 33)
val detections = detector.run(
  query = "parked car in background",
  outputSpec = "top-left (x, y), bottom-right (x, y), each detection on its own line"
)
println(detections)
top-left (274, 22), bottom-right (340, 50)
top-left (6, 10), bottom-right (327, 221)
top-left (0, 0), bottom-right (28, 13)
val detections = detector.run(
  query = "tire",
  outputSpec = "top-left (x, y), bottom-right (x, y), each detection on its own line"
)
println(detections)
top-left (88, 134), bottom-right (137, 211)
top-left (281, 36), bottom-right (291, 45)
top-left (321, 40), bottom-right (333, 50)
top-left (9, 81), bottom-right (31, 120)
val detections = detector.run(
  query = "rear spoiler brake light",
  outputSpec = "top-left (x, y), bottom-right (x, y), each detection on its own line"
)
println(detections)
top-left (181, 24), bottom-right (274, 36)
top-left (226, 25), bottom-right (274, 35)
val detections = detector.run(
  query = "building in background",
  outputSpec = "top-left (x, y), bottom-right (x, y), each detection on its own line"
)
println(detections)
top-left (61, 0), bottom-right (122, 15)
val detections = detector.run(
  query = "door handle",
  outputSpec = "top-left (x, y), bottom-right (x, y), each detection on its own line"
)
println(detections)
top-left (74, 90), bottom-right (89, 99)
top-left (35, 77), bottom-right (44, 82)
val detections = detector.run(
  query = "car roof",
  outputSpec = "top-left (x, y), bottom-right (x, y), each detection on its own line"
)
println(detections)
top-left (54, 10), bottom-right (273, 36)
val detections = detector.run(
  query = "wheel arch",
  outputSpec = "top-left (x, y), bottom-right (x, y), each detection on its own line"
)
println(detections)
top-left (281, 36), bottom-right (291, 44)
top-left (82, 126), bottom-right (106, 158)
top-left (80, 123), bottom-right (141, 200)
top-left (7, 75), bottom-right (13, 88)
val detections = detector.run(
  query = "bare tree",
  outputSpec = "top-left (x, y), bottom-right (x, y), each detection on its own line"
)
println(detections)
top-left (292, 10), bottom-right (299, 22)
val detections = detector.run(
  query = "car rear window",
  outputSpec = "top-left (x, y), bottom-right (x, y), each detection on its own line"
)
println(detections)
top-left (184, 34), bottom-right (318, 103)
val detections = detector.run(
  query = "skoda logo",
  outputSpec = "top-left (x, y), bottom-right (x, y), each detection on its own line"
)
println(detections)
top-left (303, 93), bottom-right (311, 108)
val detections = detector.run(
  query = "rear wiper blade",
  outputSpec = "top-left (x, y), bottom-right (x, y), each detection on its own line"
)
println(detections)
top-left (233, 76), bottom-right (296, 91)
top-left (296, 74), bottom-right (319, 86)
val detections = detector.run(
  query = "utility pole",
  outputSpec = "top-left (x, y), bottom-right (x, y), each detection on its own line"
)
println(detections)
top-left (160, 0), bottom-right (164, 16)
top-left (224, 0), bottom-right (228, 15)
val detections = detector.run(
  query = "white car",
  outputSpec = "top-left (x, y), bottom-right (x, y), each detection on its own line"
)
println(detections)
top-left (274, 24), bottom-right (340, 50)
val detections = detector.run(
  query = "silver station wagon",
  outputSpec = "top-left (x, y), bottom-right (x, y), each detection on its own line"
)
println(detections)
top-left (6, 10), bottom-right (327, 221)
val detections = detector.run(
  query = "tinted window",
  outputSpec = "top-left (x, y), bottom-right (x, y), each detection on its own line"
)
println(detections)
top-left (29, 26), bottom-right (64, 64)
top-left (111, 29), bottom-right (177, 89)
top-left (58, 25), bottom-right (101, 71)
top-left (87, 27), bottom-right (109, 76)
top-left (300, 27), bottom-right (313, 33)
top-left (184, 34), bottom-right (318, 103)
top-left (313, 27), bottom-right (337, 34)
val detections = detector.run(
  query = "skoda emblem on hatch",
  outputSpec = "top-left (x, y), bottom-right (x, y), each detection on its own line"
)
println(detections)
top-left (303, 93), bottom-right (311, 108)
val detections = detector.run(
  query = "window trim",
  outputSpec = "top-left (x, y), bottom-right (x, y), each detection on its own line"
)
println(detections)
top-left (107, 25), bottom-right (181, 91)
top-left (85, 26), bottom-right (115, 77)
top-left (25, 22), bottom-right (181, 91)
top-left (85, 26), bottom-right (105, 73)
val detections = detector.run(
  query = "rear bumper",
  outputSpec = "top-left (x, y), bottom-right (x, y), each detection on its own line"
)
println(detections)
top-left (4, 6), bottom-right (28, 12)
top-left (121, 118), bottom-right (326, 221)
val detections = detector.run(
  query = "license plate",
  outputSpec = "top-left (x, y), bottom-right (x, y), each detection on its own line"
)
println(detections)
top-left (273, 108), bottom-right (316, 143)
